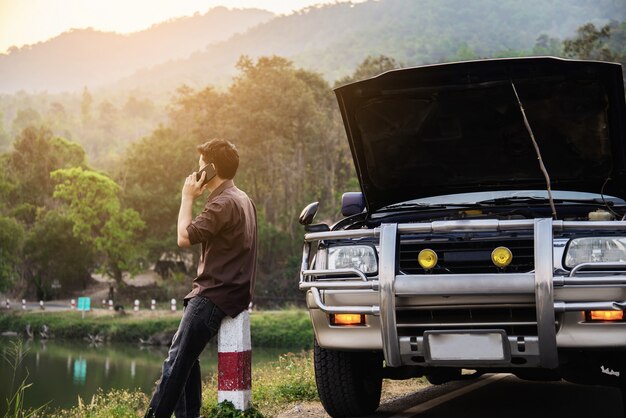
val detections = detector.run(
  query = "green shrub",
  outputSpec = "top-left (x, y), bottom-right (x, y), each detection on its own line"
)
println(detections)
top-left (206, 401), bottom-right (264, 418)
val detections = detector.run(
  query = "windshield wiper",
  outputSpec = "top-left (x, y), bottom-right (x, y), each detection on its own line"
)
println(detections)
top-left (475, 196), bottom-right (616, 206)
top-left (378, 202), bottom-right (475, 212)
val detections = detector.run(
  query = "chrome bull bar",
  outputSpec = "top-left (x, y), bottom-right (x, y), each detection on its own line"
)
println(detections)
top-left (300, 219), bottom-right (626, 368)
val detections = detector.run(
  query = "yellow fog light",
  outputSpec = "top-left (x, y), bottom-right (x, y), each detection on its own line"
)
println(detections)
top-left (418, 249), bottom-right (438, 270)
top-left (588, 310), bottom-right (624, 321)
top-left (330, 314), bottom-right (366, 326)
top-left (491, 247), bottom-right (513, 268)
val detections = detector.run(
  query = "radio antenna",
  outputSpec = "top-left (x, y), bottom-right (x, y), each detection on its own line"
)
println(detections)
top-left (511, 81), bottom-right (557, 219)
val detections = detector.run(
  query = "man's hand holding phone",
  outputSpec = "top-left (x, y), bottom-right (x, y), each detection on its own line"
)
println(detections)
top-left (182, 171), bottom-right (206, 200)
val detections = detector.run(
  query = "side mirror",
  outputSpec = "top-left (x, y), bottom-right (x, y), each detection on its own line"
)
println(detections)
top-left (341, 192), bottom-right (365, 217)
top-left (299, 201), bottom-right (319, 225)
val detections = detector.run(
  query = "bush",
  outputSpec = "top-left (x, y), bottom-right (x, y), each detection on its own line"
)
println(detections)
top-left (206, 401), bottom-right (264, 418)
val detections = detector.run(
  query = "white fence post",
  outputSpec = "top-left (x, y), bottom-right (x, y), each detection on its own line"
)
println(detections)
top-left (170, 298), bottom-right (177, 311)
top-left (21, 299), bottom-right (26, 310)
top-left (217, 311), bottom-right (251, 411)
top-left (70, 299), bottom-right (76, 310)
top-left (108, 300), bottom-right (113, 310)
top-left (151, 299), bottom-right (156, 311)
top-left (133, 299), bottom-right (140, 312)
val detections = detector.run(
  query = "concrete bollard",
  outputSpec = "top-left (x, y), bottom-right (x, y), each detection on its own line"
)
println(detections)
top-left (70, 299), bottom-right (76, 310)
top-left (151, 299), bottom-right (156, 311)
top-left (108, 300), bottom-right (113, 311)
top-left (102, 299), bottom-right (107, 308)
top-left (133, 299), bottom-right (139, 312)
top-left (217, 311), bottom-right (251, 411)
top-left (170, 298), bottom-right (177, 312)
top-left (5, 299), bottom-right (9, 310)
top-left (22, 299), bottom-right (26, 310)
top-left (39, 300), bottom-right (44, 310)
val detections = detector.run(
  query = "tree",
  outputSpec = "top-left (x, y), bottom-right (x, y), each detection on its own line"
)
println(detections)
top-left (167, 85), bottom-right (227, 138)
top-left (335, 55), bottom-right (400, 86)
top-left (223, 56), bottom-right (338, 228)
top-left (23, 211), bottom-right (93, 299)
top-left (81, 87), bottom-right (93, 127)
top-left (0, 112), bottom-right (10, 152)
top-left (6, 126), bottom-right (87, 211)
top-left (120, 127), bottom-right (197, 259)
top-left (564, 23), bottom-right (614, 61)
top-left (0, 215), bottom-right (24, 292)
top-left (11, 108), bottom-right (41, 136)
top-left (123, 96), bottom-right (156, 119)
top-left (96, 208), bottom-right (146, 284)
top-left (533, 34), bottom-right (562, 56)
top-left (564, 20), bottom-right (626, 85)
top-left (51, 167), bottom-right (145, 283)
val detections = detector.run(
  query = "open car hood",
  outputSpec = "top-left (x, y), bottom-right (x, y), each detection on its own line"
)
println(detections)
top-left (334, 57), bottom-right (626, 212)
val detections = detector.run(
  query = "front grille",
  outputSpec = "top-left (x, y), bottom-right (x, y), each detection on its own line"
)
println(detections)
top-left (399, 236), bottom-right (534, 274)
top-left (396, 306), bottom-right (539, 337)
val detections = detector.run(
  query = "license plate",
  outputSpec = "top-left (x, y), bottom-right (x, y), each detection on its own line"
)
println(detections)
top-left (425, 332), bottom-right (506, 361)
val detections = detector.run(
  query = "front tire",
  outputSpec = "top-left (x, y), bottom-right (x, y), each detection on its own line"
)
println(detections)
top-left (314, 340), bottom-right (383, 418)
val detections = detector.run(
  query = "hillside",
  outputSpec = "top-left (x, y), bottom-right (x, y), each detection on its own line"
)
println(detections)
top-left (112, 0), bottom-right (626, 93)
top-left (0, 7), bottom-right (273, 93)
top-left (2, 0), bottom-right (624, 96)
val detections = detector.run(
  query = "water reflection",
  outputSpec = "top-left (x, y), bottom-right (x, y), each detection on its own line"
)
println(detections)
top-left (73, 358), bottom-right (87, 385)
top-left (0, 337), bottom-right (291, 413)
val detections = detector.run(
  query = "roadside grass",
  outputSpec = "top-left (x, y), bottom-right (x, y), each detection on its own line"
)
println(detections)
top-left (0, 309), bottom-right (313, 347)
top-left (1, 309), bottom-right (318, 416)
top-left (40, 351), bottom-right (316, 418)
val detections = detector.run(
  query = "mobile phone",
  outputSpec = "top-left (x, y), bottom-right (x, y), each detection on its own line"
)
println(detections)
top-left (196, 164), bottom-right (216, 186)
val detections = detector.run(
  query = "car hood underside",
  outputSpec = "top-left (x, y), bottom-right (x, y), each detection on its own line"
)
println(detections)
top-left (334, 57), bottom-right (626, 212)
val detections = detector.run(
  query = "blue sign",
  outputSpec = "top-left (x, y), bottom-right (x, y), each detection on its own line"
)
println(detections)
top-left (77, 297), bottom-right (91, 311)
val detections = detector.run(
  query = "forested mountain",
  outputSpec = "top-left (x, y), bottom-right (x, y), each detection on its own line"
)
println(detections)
top-left (0, 7), bottom-right (273, 93)
top-left (113, 0), bottom-right (626, 93)
top-left (2, 0), bottom-right (624, 95)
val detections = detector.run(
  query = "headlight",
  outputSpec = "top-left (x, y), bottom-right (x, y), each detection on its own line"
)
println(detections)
top-left (328, 245), bottom-right (378, 274)
top-left (564, 237), bottom-right (626, 268)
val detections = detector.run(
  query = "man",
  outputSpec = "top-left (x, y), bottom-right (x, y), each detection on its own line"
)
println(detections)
top-left (145, 138), bottom-right (257, 418)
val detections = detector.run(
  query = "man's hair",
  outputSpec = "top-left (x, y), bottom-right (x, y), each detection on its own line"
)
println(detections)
top-left (197, 138), bottom-right (239, 179)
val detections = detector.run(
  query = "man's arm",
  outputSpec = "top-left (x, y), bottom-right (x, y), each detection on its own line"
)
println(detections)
top-left (177, 171), bottom-right (206, 248)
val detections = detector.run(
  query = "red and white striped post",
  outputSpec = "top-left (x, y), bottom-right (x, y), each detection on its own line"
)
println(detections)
top-left (217, 311), bottom-right (251, 411)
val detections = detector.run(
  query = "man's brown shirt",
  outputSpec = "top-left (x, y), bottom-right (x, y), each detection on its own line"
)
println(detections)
top-left (184, 179), bottom-right (257, 317)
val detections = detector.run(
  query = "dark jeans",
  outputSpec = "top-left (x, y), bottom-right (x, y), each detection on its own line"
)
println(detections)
top-left (145, 296), bottom-right (226, 418)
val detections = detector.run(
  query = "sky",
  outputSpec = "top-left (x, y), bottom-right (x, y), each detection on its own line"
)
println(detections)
top-left (0, 0), bottom-right (350, 54)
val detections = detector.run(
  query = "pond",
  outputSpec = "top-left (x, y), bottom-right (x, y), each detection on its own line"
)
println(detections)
top-left (0, 337), bottom-right (291, 414)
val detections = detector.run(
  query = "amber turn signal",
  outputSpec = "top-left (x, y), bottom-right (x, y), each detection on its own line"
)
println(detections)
top-left (330, 313), bottom-right (366, 326)
top-left (588, 310), bottom-right (624, 321)
top-left (418, 249), bottom-right (438, 270)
